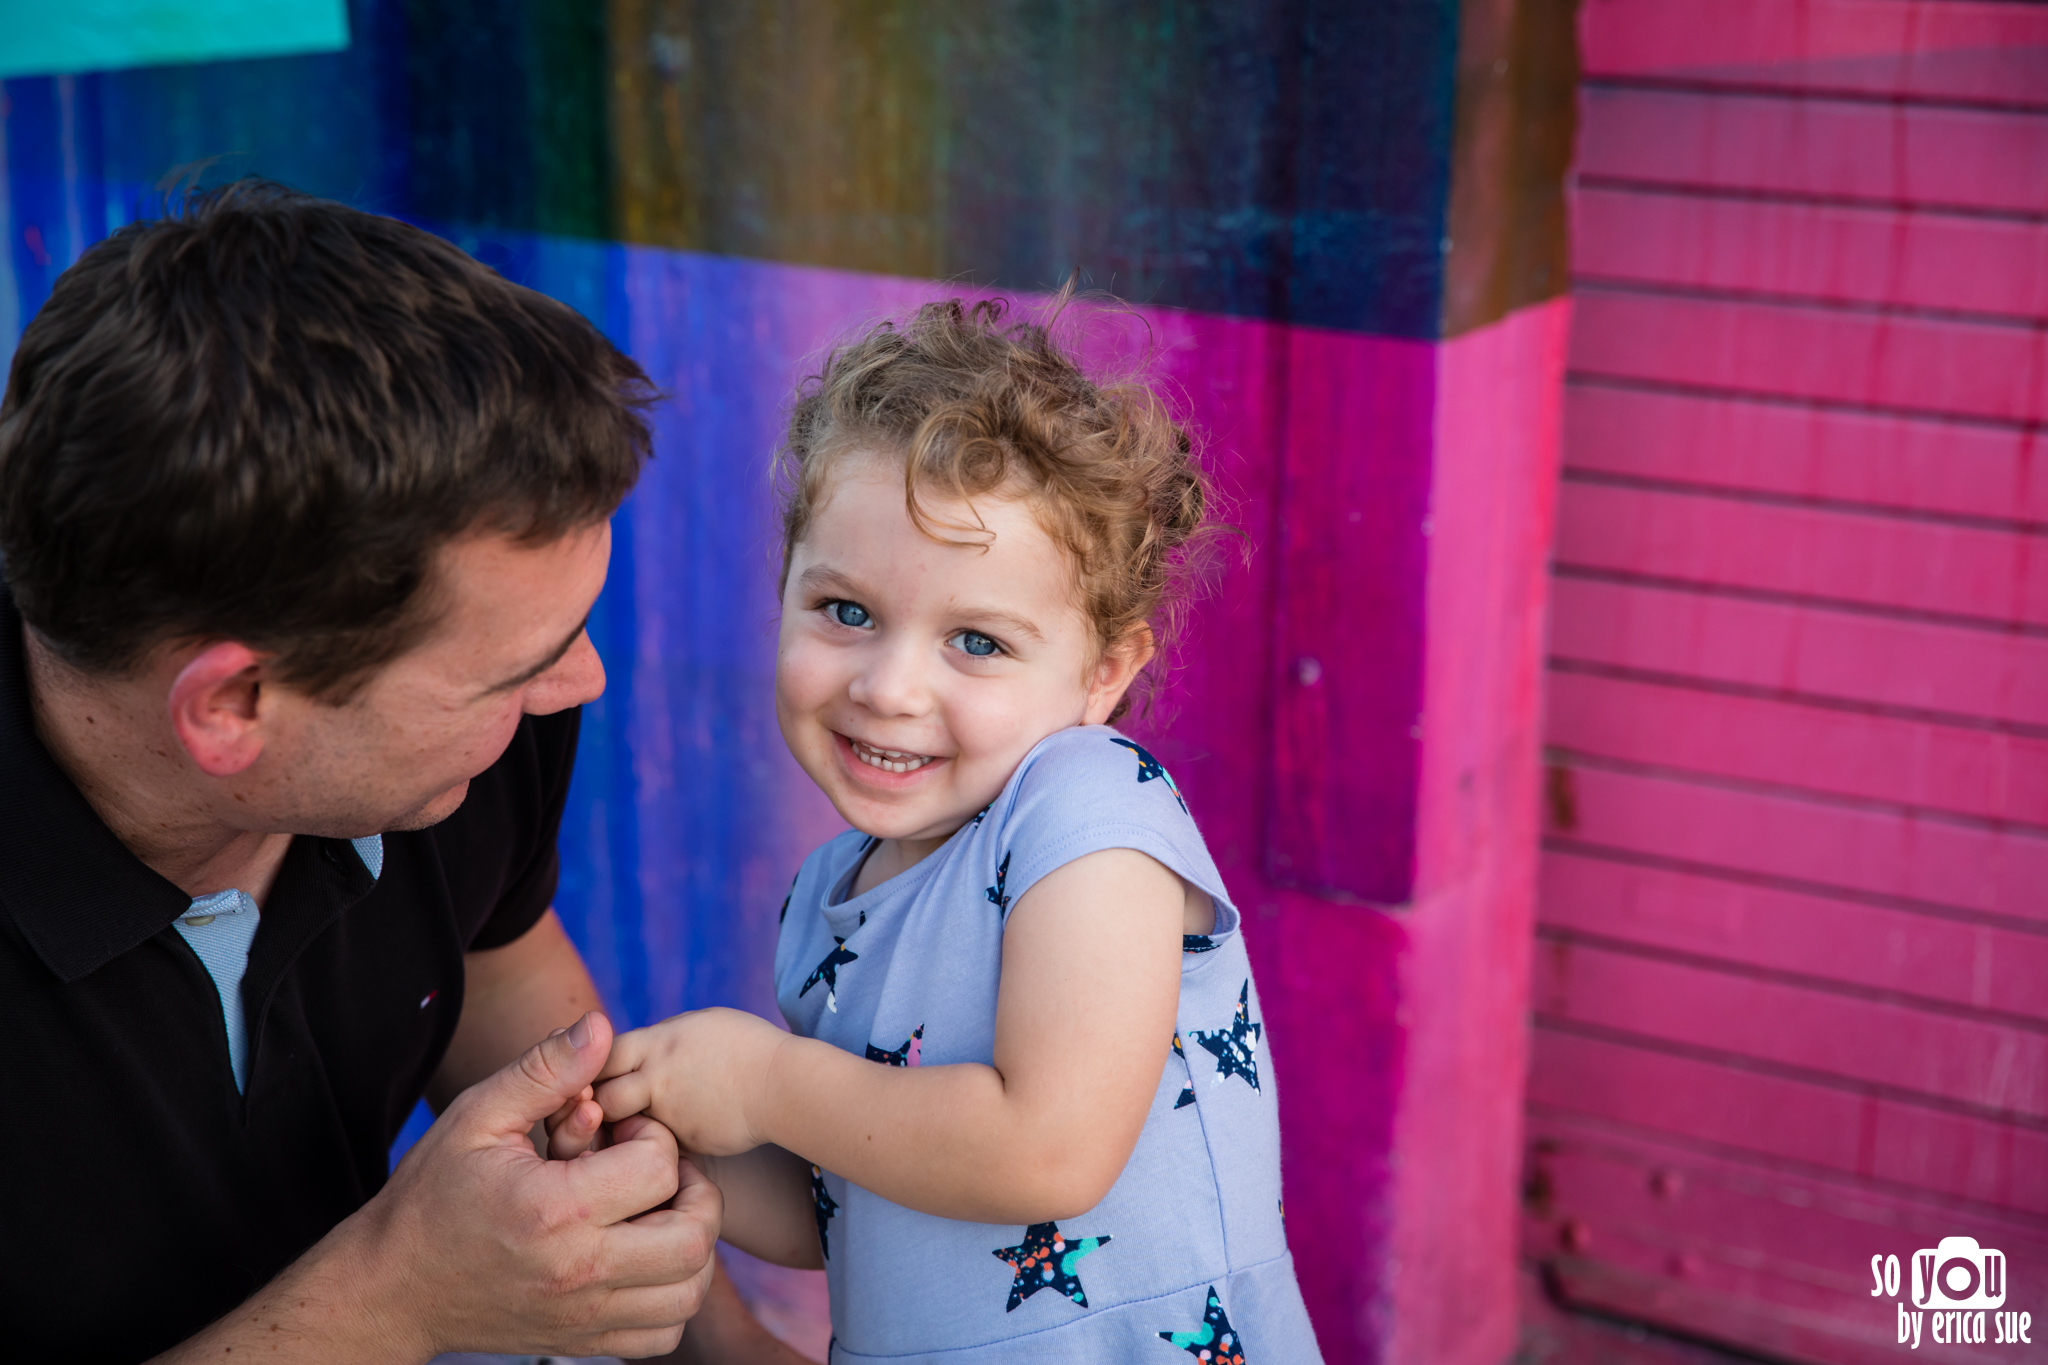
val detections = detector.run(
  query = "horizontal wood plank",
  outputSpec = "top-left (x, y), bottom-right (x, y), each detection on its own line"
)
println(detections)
top-left (1531, 940), bottom-right (2048, 1119)
top-left (1555, 481), bottom-right (2048, 627)
top-left (1574, 186), bottom-right (2048, 319)
top-left (1526, 1108), bottom-right (2048, 1362)
top-left (1531, 1031), bottom-right (2048, 1216)
top-left (1547, 670), bottom-right (2048, 825)
top-left (1580, 86), bottom-right (2048, 215)
top-left (1562, 383), bottom-right (2048, 525)
top-left (1571, 287), bottom-right (2048, 425)
top-left (1540, 945), bottom-right (2048, 1129)
top-left (1538, 850), bottom-right (2048, 1022)
top-left (1540, 1254), bottom-right (1986, 1365)
top-left (1549, 576), bottom-right (2048, 728)
top-left (1549, 764), bottom-right (2048, 926)
top-left (1584, 0), bottom-right (2048, 88)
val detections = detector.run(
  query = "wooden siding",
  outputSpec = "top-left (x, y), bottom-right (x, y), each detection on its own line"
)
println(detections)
top-left (1529, 3), bottom-right (2048, 1360)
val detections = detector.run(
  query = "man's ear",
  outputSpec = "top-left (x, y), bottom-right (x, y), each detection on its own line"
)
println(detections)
top-left (1082, 625), bottom-right (1158, 726)
top-left (167, 642), bottom-right (272, 777)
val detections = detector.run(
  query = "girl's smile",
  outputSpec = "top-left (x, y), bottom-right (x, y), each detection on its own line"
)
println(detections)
top-left (837, 730), bottom-right (944, 779)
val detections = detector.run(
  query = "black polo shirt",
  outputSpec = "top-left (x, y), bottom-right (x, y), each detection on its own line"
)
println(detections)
top-left (0, 589), bottom-right (576, 1361)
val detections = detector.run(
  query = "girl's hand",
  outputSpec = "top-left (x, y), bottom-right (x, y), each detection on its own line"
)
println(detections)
top-left (591, 1007), bottom-right (787, 1156)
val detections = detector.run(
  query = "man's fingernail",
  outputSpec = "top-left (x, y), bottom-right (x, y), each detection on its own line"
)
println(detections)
top-left (566, 1014), bottom-right (593, 1049)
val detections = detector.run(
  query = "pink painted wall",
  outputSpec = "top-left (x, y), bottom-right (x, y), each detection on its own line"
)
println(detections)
top-left (1528, 3), bottom-right (2048, 1361)
top-left (1133, 297), bottom-right (1571, 1363)
top-left (1391, 298), bottom-right (1571, 1365)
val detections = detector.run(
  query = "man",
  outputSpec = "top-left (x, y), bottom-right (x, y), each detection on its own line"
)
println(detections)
top-left (0, 182), bottom-right (805, 1362)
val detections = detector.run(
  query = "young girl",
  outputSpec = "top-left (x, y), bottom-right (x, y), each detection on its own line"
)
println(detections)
top-left (572, 299), bottom-right (1321, 1362)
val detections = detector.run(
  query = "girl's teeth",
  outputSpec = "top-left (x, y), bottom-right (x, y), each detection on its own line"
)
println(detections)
top-left (853, 739), bottom-right (931, 773)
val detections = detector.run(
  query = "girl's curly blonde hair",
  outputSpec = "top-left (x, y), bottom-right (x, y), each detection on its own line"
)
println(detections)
top-left (775, 296), bottom-right (1224, 721)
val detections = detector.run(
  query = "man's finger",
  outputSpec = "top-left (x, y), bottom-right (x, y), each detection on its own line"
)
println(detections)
top-left (555, 1111), bottom-right (685, 1223)
top-left (584, 1167), bottom-right (723, 1290)
top-left (447, 1011), bottom-right (614, 1143)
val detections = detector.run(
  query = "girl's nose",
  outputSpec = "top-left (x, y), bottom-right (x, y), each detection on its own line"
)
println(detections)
top-left (846, 637), bottom-right (931, 717)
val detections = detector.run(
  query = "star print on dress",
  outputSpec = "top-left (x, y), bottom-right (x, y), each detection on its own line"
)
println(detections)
top-left (1158, 1286), bottom-right (1248, 1362)
top-left (992, 1221), bottom-right (1111, 1312)
top-left (1170, 1031), bottom-right (1197, 1107)
top-left (1109, 736), bottom-right (1189, 813)
top-left (1189, 980), bottom-right (1262, 1093)
top-left (971, 801), bottom-right (992, 827)
top-left (985, 851), bottom-right (1012, 915)
top-left (811, 1165), bottom-right (838, 1259)
top-left (799, 937), bottom-right (859, 1012)
top-left (1182, 934), bottom-right (1218, 953)
top-left (865, 1024), bottom-right (924, 1067)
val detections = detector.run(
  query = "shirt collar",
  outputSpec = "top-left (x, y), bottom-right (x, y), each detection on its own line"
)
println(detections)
top-left (0, 586), bottom-right (375, 983)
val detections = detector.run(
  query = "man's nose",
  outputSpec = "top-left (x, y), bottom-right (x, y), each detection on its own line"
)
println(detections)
top-left (527, 631), bottom-right (606, 714)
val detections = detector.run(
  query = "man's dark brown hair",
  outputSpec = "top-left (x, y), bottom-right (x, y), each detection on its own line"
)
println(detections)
top-left (0, 180), bottom-right (653, 699)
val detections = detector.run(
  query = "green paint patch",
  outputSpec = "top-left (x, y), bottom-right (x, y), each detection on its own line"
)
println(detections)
top-left (0, 0), bottom-right (348, 79)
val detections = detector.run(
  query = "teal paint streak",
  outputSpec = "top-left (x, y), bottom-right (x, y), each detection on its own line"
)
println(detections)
top-left (0, 0), bottom-right (349, 79)
top-left (1168, 1322), bottom-right (1218, 1349)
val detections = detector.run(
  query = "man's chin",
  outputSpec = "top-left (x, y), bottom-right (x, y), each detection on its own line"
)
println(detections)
top-left (384, 780), bottom-right (473, 833)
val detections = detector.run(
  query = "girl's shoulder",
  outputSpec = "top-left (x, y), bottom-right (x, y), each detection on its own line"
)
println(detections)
top-left (1003, 724), bottom-right (1197, 824)
top-left (982, 725), bottom-right (1222, 910)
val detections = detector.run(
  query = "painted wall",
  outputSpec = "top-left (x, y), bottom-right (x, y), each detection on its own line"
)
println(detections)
top-left (1527, 3), bottom-right (2048, 1362)
top-left (0, 4), bottom-right (1577, 1360)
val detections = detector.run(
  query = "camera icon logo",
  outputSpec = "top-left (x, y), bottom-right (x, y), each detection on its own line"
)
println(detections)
top-left (1913, 1236), bottom-right (2006, 1310)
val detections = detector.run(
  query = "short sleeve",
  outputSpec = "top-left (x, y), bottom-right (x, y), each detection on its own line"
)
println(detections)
top-left (462, 708), bottom-right (580, 950)
top-left (992, 725), bottom-right (1236, 934)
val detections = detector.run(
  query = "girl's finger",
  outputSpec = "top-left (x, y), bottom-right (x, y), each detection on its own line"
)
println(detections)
top-left (594, 1071), bottom-right (655, 1123)
top-left (549, 1096), bottom-right (606, 1159)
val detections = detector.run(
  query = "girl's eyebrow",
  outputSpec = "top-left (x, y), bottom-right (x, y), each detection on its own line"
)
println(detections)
top-left (954, 607), bottom-right (1045, 644)
top-left (797, 564), bottom-right (866, 598)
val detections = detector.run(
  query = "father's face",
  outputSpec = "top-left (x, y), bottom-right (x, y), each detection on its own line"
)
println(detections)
top-left (261, 522), bottom-right (612, 837)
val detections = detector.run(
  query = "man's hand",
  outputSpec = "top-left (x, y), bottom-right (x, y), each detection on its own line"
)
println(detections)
top-left (372, 1011), bottom-right (722, 1357)
top-left (151, 1011), bottom-right (721, 1363)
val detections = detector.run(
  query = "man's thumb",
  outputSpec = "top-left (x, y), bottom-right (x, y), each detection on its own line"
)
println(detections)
top-left (462, 1011), bottom-right (614, 1138)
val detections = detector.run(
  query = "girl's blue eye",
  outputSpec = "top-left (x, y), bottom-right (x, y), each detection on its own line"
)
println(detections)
top-left (827, 600), bottom-right (871, 628)
top-left (953, 631), bottom-right (1000, 658)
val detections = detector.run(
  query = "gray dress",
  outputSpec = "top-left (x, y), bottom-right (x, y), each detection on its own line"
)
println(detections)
top-left (775, 725), bottom-right (1324, 1363)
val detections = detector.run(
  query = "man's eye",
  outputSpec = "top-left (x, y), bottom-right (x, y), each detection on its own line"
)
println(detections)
top-left (951, 631), bottom-right (1001, 658)
top-left (826, 600), bottom-right (872, 628)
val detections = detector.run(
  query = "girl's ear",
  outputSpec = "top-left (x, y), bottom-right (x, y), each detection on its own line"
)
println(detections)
top-left (1082, 625), bottom-right (1157, 726)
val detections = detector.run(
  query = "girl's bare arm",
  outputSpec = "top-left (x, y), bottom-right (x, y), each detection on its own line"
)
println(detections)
top-left (596, 847), bottom-right (1189, 1225)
